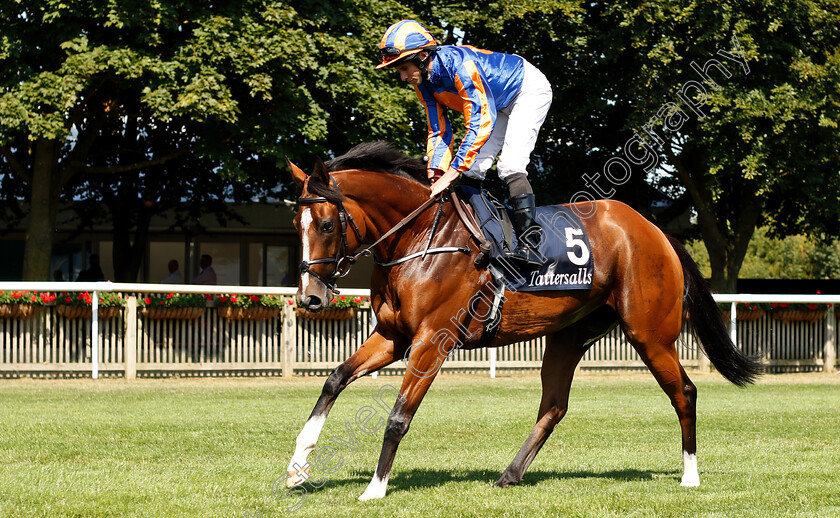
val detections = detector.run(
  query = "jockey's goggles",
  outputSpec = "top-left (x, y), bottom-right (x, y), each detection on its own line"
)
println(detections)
top-left (377, 45), bottom-right (439, 68)
top-left (378, 46), bottom-right (404, 60)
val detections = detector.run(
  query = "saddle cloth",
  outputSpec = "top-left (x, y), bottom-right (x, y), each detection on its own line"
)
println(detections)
top-left (454, 185), bottom-right (594, 293)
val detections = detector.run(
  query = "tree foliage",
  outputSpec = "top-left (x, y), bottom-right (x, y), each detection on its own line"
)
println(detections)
top-left (687, 227), bottom-right (840, 280)
top-left (0, 0), bottom-right (422, 279)
top-left (1, 0), bottom-right (838, 287)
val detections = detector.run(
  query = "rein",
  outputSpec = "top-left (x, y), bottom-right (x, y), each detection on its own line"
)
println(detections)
top-left (298, 178), bottom-right (468, 294)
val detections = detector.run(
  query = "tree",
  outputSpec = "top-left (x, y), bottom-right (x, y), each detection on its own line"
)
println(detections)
top-left (409, 1), bottom-right (840, 291)
top-left (65, 116), bottom-right (278, 282)
top-left (585, 0), bottom-right (840, 291)
top-left (686, 227), bottom-right (840, 280)
top-left (0, 0), bottom-right (416, 280)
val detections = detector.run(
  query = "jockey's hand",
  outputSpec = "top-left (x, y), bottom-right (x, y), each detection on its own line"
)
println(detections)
top-left (429, 167), bottom-right (460, 198)
top-left (427, 168), bottom-right (444, 182)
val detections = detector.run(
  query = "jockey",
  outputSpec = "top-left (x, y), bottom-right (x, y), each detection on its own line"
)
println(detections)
top-left (376, 19), bottom-right (552, 266)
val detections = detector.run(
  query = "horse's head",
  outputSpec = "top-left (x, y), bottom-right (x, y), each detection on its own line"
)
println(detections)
top-left (289, 159), bottom-right (364, 311)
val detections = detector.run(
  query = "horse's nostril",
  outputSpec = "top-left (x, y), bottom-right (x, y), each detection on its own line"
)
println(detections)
top-left (305, 295), bottom-right (322, 310)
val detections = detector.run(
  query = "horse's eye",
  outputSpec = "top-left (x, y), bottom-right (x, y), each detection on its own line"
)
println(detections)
top-left (320, 221), bottom-right (335, 233)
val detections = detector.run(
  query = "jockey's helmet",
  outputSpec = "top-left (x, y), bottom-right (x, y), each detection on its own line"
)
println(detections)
top-left (376, 20), bottom-right (439, 70)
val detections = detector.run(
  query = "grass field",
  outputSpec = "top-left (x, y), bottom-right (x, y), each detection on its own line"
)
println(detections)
top-left (1, 371), bottom-right (839, 517)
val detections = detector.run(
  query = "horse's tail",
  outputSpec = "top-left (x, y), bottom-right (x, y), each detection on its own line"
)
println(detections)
top-left (666, 235), bottom-right (763, 386)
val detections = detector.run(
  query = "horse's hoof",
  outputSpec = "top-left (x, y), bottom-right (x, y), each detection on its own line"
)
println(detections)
top-left (358, 489), bottom-right (386, 502)
top-left (494, 475), bottom-right (519, 488)
top-left (680, 474), bottom-right (700, 488)
top-left (358, 477), bottom-right (388, 501)
top-left (285, 466), bottom-right (310, 488)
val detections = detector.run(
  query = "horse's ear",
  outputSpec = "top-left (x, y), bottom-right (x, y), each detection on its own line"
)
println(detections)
top-left (313, 158), bottom-right (330, 185)
top-left (287, 158), bottom-right (307, 187)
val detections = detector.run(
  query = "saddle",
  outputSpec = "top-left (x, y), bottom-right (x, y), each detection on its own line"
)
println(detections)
top-left (451, 185), bottom-right (594, 293)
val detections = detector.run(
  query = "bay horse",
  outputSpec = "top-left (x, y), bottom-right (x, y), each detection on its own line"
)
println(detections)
top-left (284, 141), bottom-right (761, 501)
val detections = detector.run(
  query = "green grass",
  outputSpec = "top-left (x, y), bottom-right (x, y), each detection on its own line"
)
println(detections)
top-left (2, 372), bottom-right (839, 517)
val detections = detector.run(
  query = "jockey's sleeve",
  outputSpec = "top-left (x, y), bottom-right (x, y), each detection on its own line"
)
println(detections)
top-left (415, 84), bottom-right (454, 171)
top-left (449, 60), bottom-right (496, 173)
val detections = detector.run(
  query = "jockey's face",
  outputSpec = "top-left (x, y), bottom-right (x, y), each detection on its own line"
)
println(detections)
top-left (395, 57), bottom-right (424, 85)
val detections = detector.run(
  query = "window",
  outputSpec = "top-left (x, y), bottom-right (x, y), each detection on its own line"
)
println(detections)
top-left (198, 243), bottom-right (240, 285)
top-left (266, 245), bottom-right (294, 286)
top-left (149, 242), bottom-right (186, 284)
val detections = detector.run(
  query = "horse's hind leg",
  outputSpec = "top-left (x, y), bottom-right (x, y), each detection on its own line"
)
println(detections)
top-left (496, 307), bottom-right (618, 487)
top-left (624, 327), bottom-right (698, 487)
top-left (285, 328), bottom-right (404, 487)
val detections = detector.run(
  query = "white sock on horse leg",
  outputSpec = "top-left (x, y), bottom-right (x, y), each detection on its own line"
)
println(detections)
top-left (680, 451), bottom-right (700, 487)
top-left (358, 473), bottom-right (389, 501)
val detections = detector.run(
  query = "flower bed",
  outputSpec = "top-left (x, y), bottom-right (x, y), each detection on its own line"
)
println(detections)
top-left (0, 291), bottom-right (55, 319)
top-left (56, 292), bottom-right (125, 319)
top-left (215, 294), bottom-right (283, 321)
top-left (770, 302), bottom-right (831, 322)
top-left (293, 295), bottom-right (367, 320)
top-left (138, 293), bottom-right (208, 320)
top-left (718, 302), bottom-right (769, 321)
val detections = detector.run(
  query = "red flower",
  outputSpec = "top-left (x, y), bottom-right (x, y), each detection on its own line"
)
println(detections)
top-left (144, 298), bottom-right (152, 305)
top-left (339, 296), bottom-right (346, 301)
top-left (219, 296), bottom-right (228, 303)
top-left (331, 298), bottom-right (337, 304)
top-left (353, 297), bottom-right (362, 303)
top-left (166, 293), bottom-right (173, 299)
top-left (158, 300), bottom-right (165, 306)
top-left (807, 304), bottom-right (818, 310)
top-left (205, 294), bottom-right (213, 301)
top-left (230, 296), bottom-right (238, 303)
top-left (250, 295), bottom-right (260, 302)
top-left (30, 295), bottom-right (37, 303)
top-left (11, 292), bottom-right (20, 299)
top-left (287, 299), bottom-right (294, 305)
top-left (65, 297), bottom-right (72, 303)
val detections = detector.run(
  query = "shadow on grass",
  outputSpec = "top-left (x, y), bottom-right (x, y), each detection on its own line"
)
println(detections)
top-left (333, 467), bottom-right (670, 494)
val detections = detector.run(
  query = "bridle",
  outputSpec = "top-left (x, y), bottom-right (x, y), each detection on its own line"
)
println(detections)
top-left (298, 177), bottom-right (365, 294)
top-left (297, 175), bottom-right (469, 295)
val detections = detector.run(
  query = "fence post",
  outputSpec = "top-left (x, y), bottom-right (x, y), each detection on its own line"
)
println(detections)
top-left (125, 296), bottom-right (137, 380)
top-left (825, 309), bottom-right (836, 374)
top-left (370, 308), bottom-right (378, 379)
top-left (489, 348), bottom-right (496, 379)
top-left (729, 302), bottom-right (737, 349)
top-left (282, 302), bottom-right (297, 377)
top-left (91, 290), bottom-right (99, 379)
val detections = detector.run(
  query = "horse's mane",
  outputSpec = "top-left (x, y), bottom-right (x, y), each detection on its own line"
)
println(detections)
top-left (326, 141), bottom-right (429, 185)
top-left (307, 141), bottom-right (429, 203)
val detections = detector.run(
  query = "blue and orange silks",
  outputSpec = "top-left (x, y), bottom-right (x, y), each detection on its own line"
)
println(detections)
top-left (415, 45), bottom-right (525, 174)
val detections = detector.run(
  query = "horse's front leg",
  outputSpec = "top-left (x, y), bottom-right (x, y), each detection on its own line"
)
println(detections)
top-left (286, 328), bottom-right (402, 487)
top-left (358, 335), bottom-right (447, 501)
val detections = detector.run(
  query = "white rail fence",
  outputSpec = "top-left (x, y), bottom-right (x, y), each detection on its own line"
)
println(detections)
top-left (1, 282), bottom-right (838, 378)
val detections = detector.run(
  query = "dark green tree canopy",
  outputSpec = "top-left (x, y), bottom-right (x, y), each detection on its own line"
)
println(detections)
top-left (1, 0), bottom-right (838, 288)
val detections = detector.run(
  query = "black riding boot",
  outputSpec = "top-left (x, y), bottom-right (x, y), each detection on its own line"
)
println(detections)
top-left (507, 193), bottom-right (544, 266)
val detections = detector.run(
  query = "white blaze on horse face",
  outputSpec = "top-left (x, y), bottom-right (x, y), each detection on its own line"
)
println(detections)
top-left (358, 473), bottom-right (389, 501)
top-left (300, 208), bottom-right (313, 293)
top-left (286, 414), bottom-right (327, 487)
top-left (680, 451), bottom-right (700, 487)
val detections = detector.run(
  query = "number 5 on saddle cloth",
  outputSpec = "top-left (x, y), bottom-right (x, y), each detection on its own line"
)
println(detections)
top-left (454, 184), bottom-right (594, 293)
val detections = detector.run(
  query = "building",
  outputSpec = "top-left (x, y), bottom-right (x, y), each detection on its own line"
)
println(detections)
top-left (0, 202), bottom-right (375, 288)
